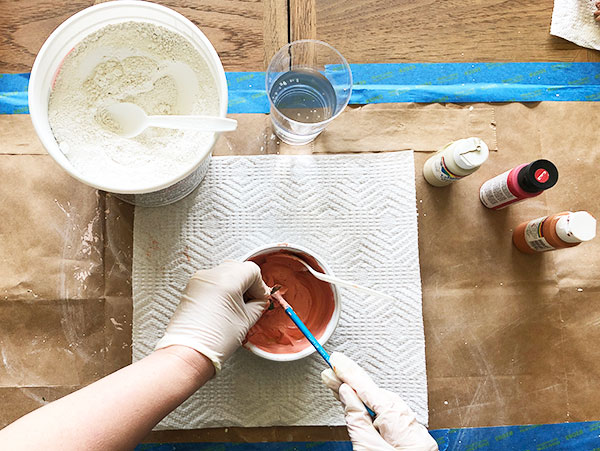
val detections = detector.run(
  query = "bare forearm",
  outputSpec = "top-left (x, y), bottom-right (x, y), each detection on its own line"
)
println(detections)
top-left (1, 261), bottom-right (268, 449)
top-left (0, 346), bottom-right (214, 451)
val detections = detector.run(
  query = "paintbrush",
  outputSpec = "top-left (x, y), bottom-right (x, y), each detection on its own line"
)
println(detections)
top-left (269, 285), bottom-right (376, 419)
top-left (270, 285), bottom-right (332, 366)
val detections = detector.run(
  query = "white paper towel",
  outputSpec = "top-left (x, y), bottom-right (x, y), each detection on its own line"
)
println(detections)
top-left (133, 152), bottom-right (428, 430)
top-left (551, 0), bottom-right (600, 50)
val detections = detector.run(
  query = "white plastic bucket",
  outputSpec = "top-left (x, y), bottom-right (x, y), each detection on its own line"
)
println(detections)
top-left (241, 243), bottom-right (341, 362)
top-left (29, 1), bottom-right (228, 207)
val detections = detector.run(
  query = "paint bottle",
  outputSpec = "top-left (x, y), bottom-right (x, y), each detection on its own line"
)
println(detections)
top-left (423, 137), bottom-right (489, 187)
top-left (479, 159), bottom-right (558, 209)
top-left (513, 211), bottom-right (597, 253)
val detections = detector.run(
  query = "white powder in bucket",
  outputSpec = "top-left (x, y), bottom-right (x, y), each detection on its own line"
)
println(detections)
top-left (48, 21), bottom-right (219, 191)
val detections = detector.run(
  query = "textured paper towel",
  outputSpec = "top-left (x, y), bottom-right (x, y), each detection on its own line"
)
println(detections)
top-left (551, 0), bottom-right (600, 50)
top-left (133, 152), bottom-right (428, 430)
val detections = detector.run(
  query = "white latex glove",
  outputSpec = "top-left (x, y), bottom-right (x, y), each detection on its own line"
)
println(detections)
top-left (321, 352), bottom-right (438, 451)
top-left (155, 261), bottom-right (270, 372)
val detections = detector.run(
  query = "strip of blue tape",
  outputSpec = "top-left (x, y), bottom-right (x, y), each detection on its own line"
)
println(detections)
top-left (135, 421), bottom-right (600, 450)
top-left (0, 73), bottom-right (29, 114)
top-left (4, 63), bottom-right (600, 114)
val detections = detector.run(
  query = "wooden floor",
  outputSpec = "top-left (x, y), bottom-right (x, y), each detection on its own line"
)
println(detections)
top-left (2, 0), bottom-right (599, 75)
top-left (308, 0), bottom-right (600, 63)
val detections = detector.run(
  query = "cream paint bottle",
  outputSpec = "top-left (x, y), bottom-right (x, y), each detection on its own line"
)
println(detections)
top-left (513, 211), bottom-right (597, 253)
top-left (423, 137), bottom-right (489, 187)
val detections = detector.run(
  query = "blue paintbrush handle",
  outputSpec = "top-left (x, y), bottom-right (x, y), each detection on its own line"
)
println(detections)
top-left (283, 305), bottom-right (332, 368)
top-left (282, 304), bottom-right (376, 419)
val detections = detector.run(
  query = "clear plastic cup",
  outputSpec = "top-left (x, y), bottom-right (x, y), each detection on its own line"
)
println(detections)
top-left (266, 40), bottom-right (352, 145)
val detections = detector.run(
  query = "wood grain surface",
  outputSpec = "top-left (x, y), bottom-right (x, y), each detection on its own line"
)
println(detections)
top-left (4, 0), bottom-right (599, 75)
top-left (0, 0), bottom-right (92, 73)
top-left (310, 0), bottom-right (600, 63)
top-left (290, 0), bottom-right (316, 42)
top-left (0, 0), bottom-right (287, 73)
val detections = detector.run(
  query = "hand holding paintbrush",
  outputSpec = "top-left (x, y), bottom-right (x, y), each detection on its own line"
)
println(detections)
top-left (271, 285), bottom-right (436, 449)
top-left (269, 285), bottom-right (376, 419)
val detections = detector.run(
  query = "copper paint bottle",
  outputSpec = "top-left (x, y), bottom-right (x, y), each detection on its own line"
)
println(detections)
top-left (513, 211), bottom-right (597, 253)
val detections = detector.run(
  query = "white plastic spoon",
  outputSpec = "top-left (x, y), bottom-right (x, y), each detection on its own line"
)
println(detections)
top-left (287, 254), bottom-right (396, 302)
top-left (102, 102), bottom-right (237, 138)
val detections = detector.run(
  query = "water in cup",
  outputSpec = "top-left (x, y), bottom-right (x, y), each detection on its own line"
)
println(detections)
top-left (269, 69), bottom-right (336, 123)
top-left (266, 40), bottom-right (351, 145)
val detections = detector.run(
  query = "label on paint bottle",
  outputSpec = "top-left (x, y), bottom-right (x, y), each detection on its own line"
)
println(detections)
top-left (479, 170), bottom-right (518, 209)
top-left (524, 216), bottom-right (555, 251)
top-left (430, 155), bottom-right (464, 183)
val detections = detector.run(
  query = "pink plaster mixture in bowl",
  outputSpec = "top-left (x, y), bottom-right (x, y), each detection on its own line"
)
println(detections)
top-left (242, 243), bottom-right (341, 362)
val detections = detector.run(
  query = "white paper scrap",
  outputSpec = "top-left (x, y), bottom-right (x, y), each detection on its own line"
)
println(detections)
top-left (551, 0), bottom-right (600, 50)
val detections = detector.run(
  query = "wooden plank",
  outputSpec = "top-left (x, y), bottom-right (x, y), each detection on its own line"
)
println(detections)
top-left (0, 0), bottom-right (277, 73)
top-left (0, 0), bottom-right (92, 73)
top-left (157, 0), bottom-right (267, 71)
top-left (263, 0), bottom-right (289, 68)
top-left (290, 0), bottom-right (316, 41)
top-left (312, 0), bottom-right (600, 63)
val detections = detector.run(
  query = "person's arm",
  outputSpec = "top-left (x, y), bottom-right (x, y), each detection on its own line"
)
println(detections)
top-left (0, 261), bottom-right (269, 451)
top-left (1, 346), bottom-right (213, 450)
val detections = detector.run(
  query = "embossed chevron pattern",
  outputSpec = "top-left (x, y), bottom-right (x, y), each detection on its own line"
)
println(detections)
top-left (133, 152), bottom-right (428, 430)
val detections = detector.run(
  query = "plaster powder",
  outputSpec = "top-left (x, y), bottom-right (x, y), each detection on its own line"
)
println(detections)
top-left (48, 21), bottom-right (219, 191)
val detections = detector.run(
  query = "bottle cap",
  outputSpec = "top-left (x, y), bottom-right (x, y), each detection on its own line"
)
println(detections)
top-left (517, 159), bottom-right (559, 193)
top-left (556, 212), bottom-right (597, 243)
top-left (453, 137), bottom-right (489, 170)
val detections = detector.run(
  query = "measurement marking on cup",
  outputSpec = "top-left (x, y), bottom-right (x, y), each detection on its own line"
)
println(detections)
top-left (269, 69), bottom-right (336, 124)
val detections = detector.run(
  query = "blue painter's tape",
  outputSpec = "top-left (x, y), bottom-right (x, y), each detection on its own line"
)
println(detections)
top-left (225, 71), bottom-right (268, 113)
top-left (4, 63), bottom-right (600, 114)
top-left (0, 73), bottom-right (30, 114)
top-left (0, 72), bottom-right (270, 114)
top-left (135, 421), bottom-right (600, 450)
top-left (136, 443), bottom-right (351, 450)
top-left (431, 421), bottom-right (600, 451)
top-left (348, 62), bottom-right (600, 104)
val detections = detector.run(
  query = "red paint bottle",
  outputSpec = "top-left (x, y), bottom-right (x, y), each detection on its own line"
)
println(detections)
top-left (479, 159), bottom-right (558, 210)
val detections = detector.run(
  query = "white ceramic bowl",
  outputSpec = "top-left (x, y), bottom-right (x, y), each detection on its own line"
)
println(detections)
top-left (242, 243), bottom-right (341, 362)
top-left (29, 1), bottom-right (227, 196)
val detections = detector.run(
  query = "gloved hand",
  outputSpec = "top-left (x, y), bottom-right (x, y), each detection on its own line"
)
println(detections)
top-left (321, 352), bottom-right (438, 451)
top-left (155, 261), bottom-right (270, 372)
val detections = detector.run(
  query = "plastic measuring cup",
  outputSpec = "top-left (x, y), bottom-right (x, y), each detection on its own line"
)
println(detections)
top-left (29, 1), bottom-right (228, 207)
top-left (266, 40), bottom-right (352, 145)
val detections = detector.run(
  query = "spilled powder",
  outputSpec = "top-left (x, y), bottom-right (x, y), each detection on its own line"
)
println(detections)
top-left (48, 21), bottom-right (219, 190)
